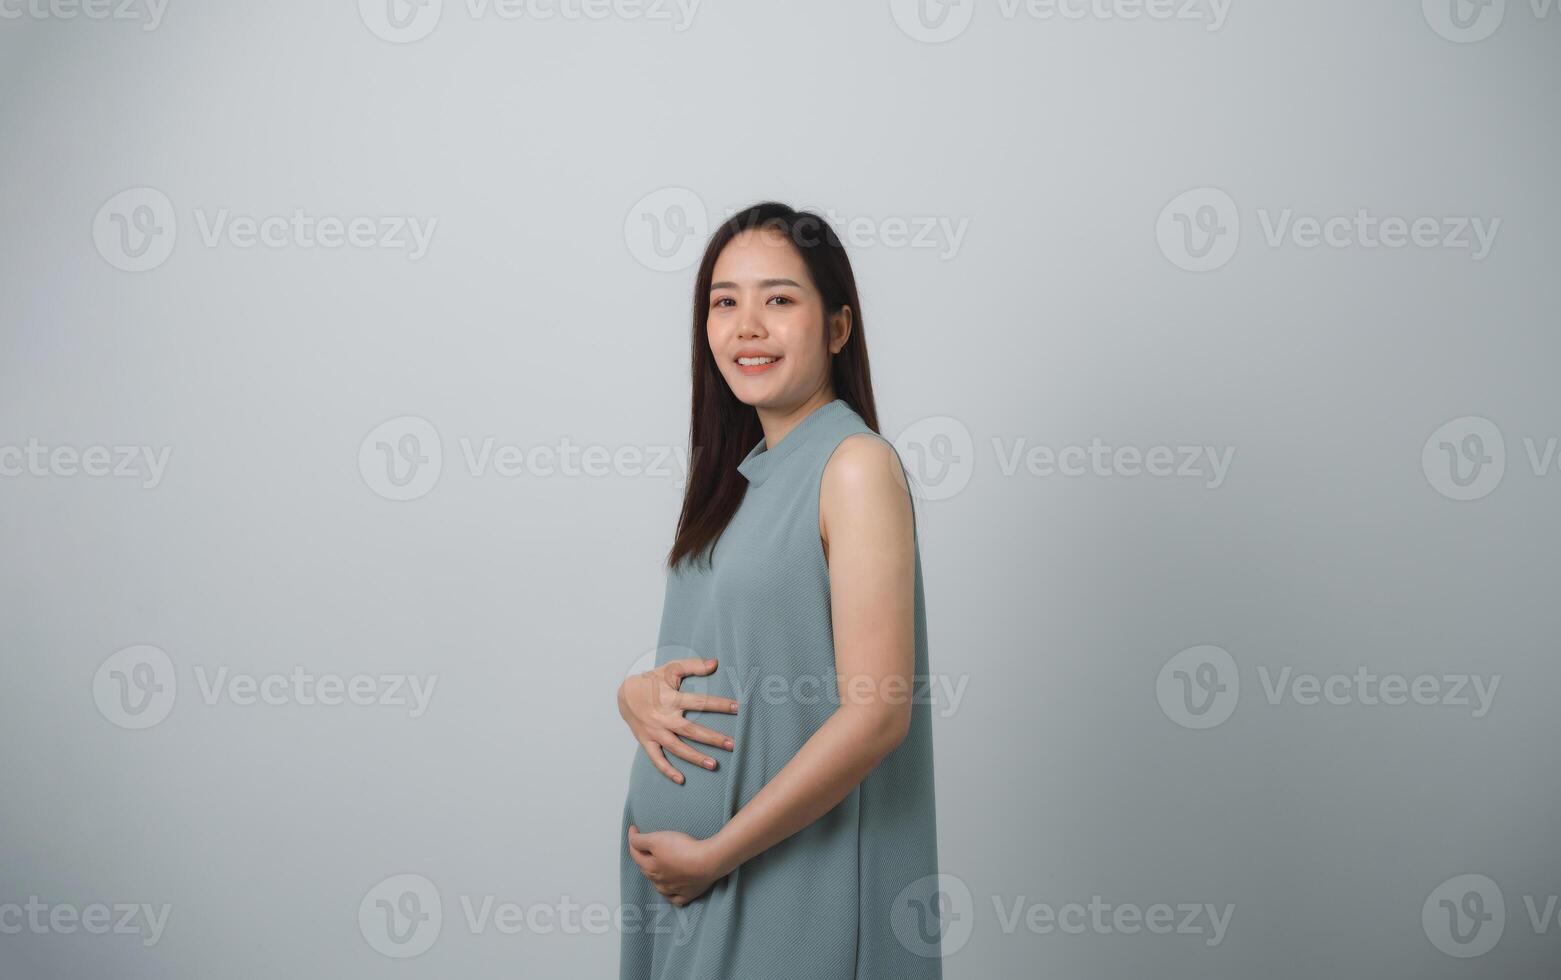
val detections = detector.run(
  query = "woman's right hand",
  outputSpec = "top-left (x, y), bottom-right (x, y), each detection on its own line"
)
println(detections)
top-left (618, 657), bottom-right (739, 784)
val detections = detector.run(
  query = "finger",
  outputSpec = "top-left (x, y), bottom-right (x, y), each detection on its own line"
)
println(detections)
top-left (674, 721), bottom-right (734, 754)
top-left (676, 692), bottom-right (739, 716)
top-left (638, 739), bottom-right (686, 785)
top-left (663, 657), bottom-right (717, 687)
top-left (626, 839), bottom-right (650, 872)
top-left (628, 827), bottom-right (656, 855)
top-left (657, 732), bottom-right (720, 771)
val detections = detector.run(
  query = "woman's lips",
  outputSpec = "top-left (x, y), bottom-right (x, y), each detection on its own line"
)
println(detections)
top-left (735, 355), bottom-right (782, 376)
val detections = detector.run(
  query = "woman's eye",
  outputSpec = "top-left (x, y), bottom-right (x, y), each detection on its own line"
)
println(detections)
top-left (710, 295), bottom-right (792, 309)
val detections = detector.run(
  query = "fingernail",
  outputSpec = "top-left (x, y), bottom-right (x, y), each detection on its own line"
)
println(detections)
top-left (704, 759), bottom-right (716, 769)
top-left (724, 739), bottom-right (734, 750)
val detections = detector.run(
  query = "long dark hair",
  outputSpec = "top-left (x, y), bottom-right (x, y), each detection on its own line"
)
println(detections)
top-left (667, 202), bottom-right (879, 570)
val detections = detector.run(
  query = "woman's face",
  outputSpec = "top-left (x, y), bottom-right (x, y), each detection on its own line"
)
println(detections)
top-left (707, 226), bottom-right (850, 410)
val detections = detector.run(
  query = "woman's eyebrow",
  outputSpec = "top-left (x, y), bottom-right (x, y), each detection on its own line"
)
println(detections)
top-left (710, 278), bottom-right (802, 291)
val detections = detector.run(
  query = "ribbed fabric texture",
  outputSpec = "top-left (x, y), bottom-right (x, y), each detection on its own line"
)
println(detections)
top-left (620, 398), bottom-right (942, 979)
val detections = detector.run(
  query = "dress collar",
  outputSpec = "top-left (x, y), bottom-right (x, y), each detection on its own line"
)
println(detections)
top-left (736, 399), bottom-right (851, 487)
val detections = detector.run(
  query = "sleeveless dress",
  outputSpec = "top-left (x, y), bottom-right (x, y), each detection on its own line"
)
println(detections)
top-left (619, 397), bottom-right (943, 980)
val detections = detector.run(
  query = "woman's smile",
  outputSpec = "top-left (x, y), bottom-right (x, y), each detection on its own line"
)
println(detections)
top-left (734, 348), bottom-right (783, 375)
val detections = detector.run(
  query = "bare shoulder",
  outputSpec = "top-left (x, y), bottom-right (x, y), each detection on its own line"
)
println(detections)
top-left (822, 433), bottom-right (908, 495)
top-left (818, 433), bottom-right (913, 549)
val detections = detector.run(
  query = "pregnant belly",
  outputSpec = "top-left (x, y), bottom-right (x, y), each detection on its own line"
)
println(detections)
top-left (624, 706), bottom-right (736, 841)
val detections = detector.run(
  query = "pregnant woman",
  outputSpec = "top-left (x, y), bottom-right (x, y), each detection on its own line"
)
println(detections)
top-left (617, 202), bottom-right (942, 979)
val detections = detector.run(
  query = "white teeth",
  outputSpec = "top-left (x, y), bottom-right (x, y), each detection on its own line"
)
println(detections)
top-left (737, 356), bottom-right (778, 365)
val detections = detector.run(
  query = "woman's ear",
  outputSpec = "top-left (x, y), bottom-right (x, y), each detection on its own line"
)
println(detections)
top-left (829, 305), bottom-right (853, 354)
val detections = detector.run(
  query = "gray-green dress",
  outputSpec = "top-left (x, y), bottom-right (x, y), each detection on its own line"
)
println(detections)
top-left (620, 397), bottom-right (943, 979)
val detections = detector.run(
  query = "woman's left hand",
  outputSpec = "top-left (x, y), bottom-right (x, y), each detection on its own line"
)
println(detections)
top-left (626, 825), bottom-right (727, 907)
